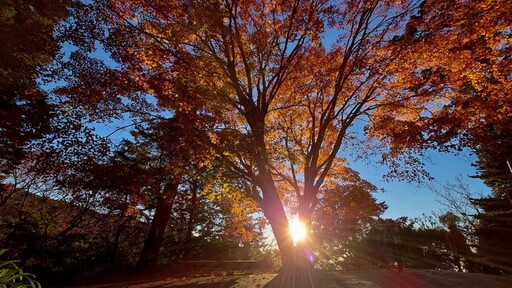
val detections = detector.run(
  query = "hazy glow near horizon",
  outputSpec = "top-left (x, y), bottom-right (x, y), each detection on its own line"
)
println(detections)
top-left (289, 218), bottom-right (307, 245)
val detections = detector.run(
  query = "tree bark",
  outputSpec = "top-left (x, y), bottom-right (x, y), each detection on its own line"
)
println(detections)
top-left (263, 200), bottom-right (292, 260)
top-left (258, 176), bottom-right (295, 268)
top-left (182, 184), bottom-right (198, 260)
top-left (137, 183), bottom-right (178, 267)
top-left (108, 193), bottom-right (130, 268)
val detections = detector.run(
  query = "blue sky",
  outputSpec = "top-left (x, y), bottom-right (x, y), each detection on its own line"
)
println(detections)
top-left (349, 149), bottom-right (491, 219)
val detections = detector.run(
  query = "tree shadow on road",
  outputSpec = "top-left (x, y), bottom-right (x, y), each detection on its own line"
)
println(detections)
top-left (167, 278), bottom-right (238, 288)
top-left (263, 268), bottom-right (361, 288)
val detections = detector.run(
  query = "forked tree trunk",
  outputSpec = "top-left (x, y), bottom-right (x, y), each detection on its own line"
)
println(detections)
top-left (263, 180), bottom-right (312, 272)
top-left (251, 117), bottom-right (315, 276)
top-left (267, 201), bottom-right (317, 288)
top-left (137, 183), bottom-right (178, 267)
top-left (269, 194), bottom-right (317, 287)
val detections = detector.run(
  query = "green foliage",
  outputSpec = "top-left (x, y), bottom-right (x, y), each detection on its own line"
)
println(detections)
top-left (0, 250), bottom-right (40, 288)
top-left (313, 181), bottom-right (387, 270)
top-left (471, 197), bottom-right (512, 274)
top-left (363, 218), bottom-right (452, 270)
top-left (466, 114), bottom-right (512, 273)
top-left (472, 132), bottom-right (512, 199)
top-left (322, 217), bottom-right (453, 271)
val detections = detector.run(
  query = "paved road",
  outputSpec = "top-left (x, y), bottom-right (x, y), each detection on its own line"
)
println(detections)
top-left (63, 269), bottom-right (512, 288)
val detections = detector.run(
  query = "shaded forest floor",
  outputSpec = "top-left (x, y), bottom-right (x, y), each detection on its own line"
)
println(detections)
top-left (54, 268), bottom-right (512, 288)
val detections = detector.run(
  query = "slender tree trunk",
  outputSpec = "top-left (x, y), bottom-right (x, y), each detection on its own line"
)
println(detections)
top-left (110, 222), bottom-right (123, 268)
top-left (182, 184), bottom-right (198, 260)
top-left (109, 194), bottom-right (129, 268)
top-left (137, 183), bottom-right (178, 267)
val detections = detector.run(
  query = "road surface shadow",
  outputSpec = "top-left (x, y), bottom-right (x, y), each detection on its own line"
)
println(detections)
top-left (159, 278), bottom-right (238, 288)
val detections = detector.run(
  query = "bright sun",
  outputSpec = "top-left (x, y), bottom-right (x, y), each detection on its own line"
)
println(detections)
top-left (289, 218), bottom-right (307, 245)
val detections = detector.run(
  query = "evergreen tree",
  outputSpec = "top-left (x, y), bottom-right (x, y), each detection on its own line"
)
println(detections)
top-left (470, 197), bottom-right (512, 274)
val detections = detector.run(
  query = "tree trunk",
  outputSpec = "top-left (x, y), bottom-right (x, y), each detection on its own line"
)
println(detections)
top-left (109, 194), bottom-right (130, 268)
top-left (262, 192), bottom-right (317, 288)
top-left (182, 184), bottom-right (198, 260)
top-left (263, 198), bottom-right (293, 264)
top-left (259, 178), bottom-right (295, 268)
top-left (298, 202), bottom-right (315, 268)
top-left (137, 183), bottom-right (178, 267)
top-left (249, 117), bottom-right (293, 265)
top-left (265, 196), bottom-right (316, 287)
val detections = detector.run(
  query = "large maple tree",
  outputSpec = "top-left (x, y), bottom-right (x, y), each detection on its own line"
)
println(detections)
top-left (61, 0), bottom-right (427, 269)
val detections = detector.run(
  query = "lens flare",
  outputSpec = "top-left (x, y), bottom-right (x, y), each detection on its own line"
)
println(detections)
top-left (289, 218), bottom-right (307, 245)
